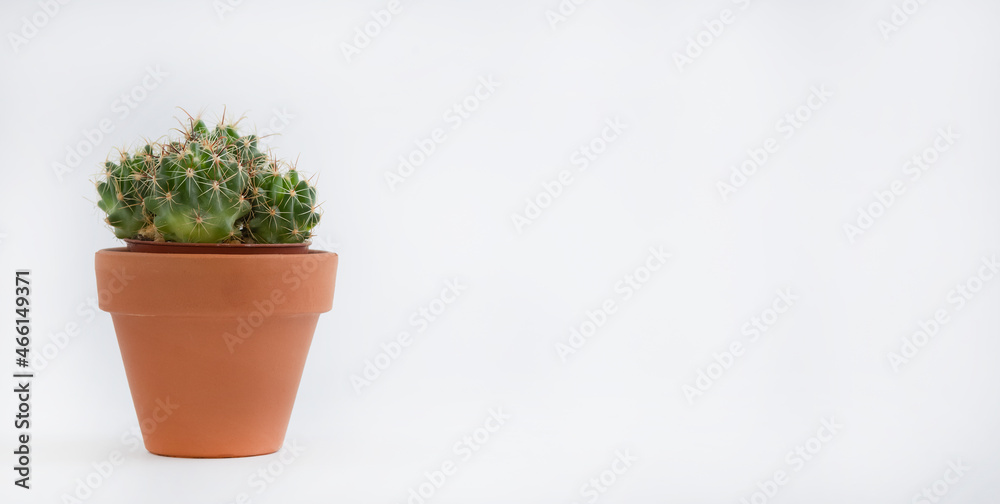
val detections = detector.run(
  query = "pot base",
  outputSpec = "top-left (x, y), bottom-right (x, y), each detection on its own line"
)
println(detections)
top-left (111, 313), bottom-right (318, 458)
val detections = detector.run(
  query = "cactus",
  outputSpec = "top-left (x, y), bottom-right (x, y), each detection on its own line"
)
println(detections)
top-left (96, 147), bottom-right (156, 239)
top-left (95, 114), bottom-right (321, 244)
top-left (247, 161), bottom-right (321, 243)
top-left (144, 121), bottom-right (252, 243)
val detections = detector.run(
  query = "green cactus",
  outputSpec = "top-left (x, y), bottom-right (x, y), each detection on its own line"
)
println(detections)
top-left (96, 147), bottom-right (155, 239)
top-left (95, 114), bottom-right (321, 244)
top-left (247, 162), bottom-right (321, 243)
top-left (144, 121), bottom-right (252, 243)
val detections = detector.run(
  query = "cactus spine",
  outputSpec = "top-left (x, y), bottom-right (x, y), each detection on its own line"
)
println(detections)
top-left (95, 114), bottom-right (321, 244)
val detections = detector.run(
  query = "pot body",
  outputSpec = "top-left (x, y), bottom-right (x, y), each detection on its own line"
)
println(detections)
top-left (95, 248), bottom-right (338, 458)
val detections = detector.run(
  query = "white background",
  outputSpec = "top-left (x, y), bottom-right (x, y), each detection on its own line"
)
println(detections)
top-left (2, 0), bottom-right (1000, 502)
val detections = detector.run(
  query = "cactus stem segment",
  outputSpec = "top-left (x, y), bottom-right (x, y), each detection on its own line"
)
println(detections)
top-left (96, 113), bottom-right (321, 244)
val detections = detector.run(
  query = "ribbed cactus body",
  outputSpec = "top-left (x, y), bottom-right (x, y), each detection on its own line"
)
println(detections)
top-left (145, 133), bottom-right (251, 243)
top-left (95, 116), bottom-right (321, 244)
top-left (248, 166), bottom-right (320, 243)
top-left (96, 148), bottom-right (155, 239)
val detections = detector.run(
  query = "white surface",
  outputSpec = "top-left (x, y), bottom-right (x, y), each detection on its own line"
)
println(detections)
top-left (1, 1), bottom-right (999, 502)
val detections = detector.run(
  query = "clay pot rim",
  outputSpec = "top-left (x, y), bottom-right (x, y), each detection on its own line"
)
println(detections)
top-left (123, 239), bottom-right (311, 255)
top-left (95, 248), bottom-right (338, 315)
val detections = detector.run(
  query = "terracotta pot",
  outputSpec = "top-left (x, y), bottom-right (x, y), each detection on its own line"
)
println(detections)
top-left (95, 246), bottom-right (338, 458)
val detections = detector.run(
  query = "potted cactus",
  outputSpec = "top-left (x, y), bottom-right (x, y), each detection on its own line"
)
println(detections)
top-left (93, 113), bottom-right (338, 458)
